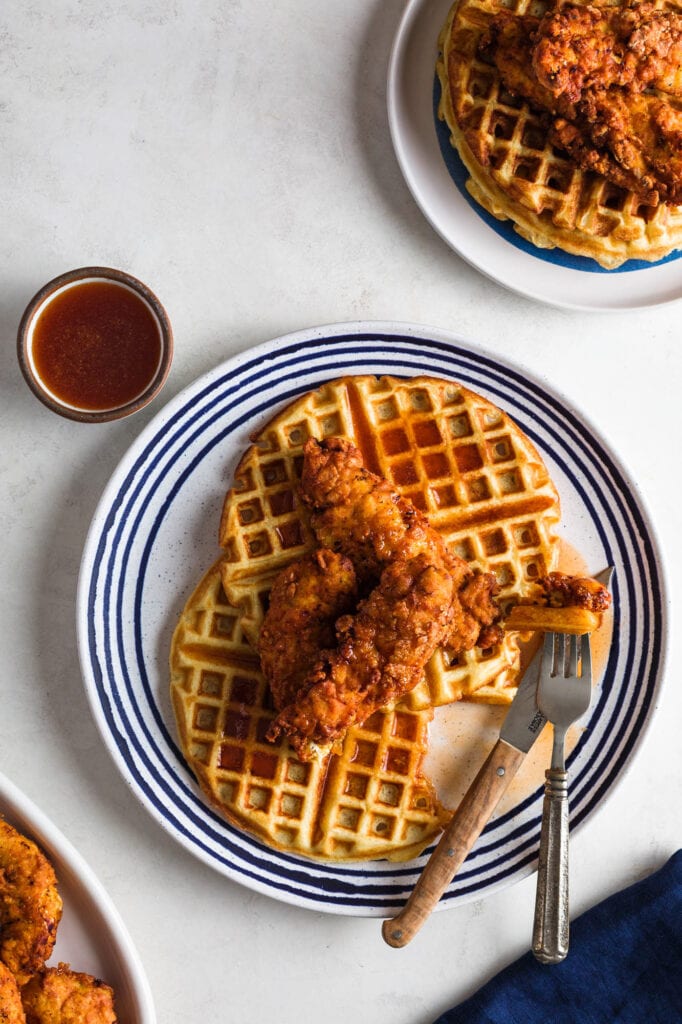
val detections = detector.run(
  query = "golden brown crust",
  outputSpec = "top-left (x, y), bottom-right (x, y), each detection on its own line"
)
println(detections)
top-left (21, 965), bottom-right (117, 1024)
top-left (541, 571), bottom-right (612, 612)
top-left (258, 548), bottom-right (358, 710)
top-left (533, 1), bottom-right (682, 101)
top-left (0, 820), bottom-right (62, 987)
top-left (260, 436), bottom-right (499, 757)
top-left (263, 436), bottom-right (505, 756)
top-left (0, 962), bottom-right (26, 1024)
top-left (267, 553), bottom-right (457, 755)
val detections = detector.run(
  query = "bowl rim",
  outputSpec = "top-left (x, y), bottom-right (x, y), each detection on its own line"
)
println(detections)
top-left (17, 266), bottom-right (174, 423)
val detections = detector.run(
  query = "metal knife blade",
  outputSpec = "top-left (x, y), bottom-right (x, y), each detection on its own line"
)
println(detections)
top-left (500, 644), bottom-right (547, 753)
top-left (594, 566), bottom-right (615, 588)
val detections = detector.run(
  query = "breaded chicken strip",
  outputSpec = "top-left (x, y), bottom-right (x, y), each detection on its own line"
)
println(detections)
top-left (267, 554), bottom-right (456, 755)
top-left (478, 13), bottom-right (564, 119)
top-left (300, 438), bottom-right (501, 653)
top-left (264, 439), bottom-right (501, 756)
top-left (300, 437), bottom-right (471, 587)
top-left (258, 549), bottom-right (357, 710)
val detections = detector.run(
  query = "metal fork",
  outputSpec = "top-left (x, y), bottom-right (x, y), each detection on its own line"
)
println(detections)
top-left (532, 631), bottom-right (592, 965)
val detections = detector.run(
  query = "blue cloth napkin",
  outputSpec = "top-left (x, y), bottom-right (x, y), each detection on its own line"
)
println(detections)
top-left (434, 850), bottom-right (682, 1024)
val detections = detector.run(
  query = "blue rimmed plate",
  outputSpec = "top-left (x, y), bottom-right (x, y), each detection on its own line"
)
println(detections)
top-left (77, 323), bottom-right (666, 916)
top-left (387, 0), bottom-right (682, 310)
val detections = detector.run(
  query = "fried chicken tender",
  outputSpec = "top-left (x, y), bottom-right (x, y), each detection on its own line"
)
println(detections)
top-left (0, 962), bottom-right (26, 1024)
top-left (300, 437), bottom-right (471, 587)
top-left (0, 820), bottom-right (62, 987)
top-left (267, 554), bottom-right (456, 755)
top-left (264, 438), bottom-right (501, 756)
top-left (21, 965), bottom-right (117, 1024)
top-left (534, 4), bottom-right (626, 101)
top-left (301, 437), bottom-right (501, 651)
top-left (258, 549), bottom-right (357, 710)
top-left (533, 1), bottom-right (682, 102)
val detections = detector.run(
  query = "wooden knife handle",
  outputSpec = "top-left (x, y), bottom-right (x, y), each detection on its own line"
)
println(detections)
top-left (381, 739), bottom-right (525, 948)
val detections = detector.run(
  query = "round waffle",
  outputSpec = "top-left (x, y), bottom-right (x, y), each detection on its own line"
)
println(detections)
top-left (218, 374), bottom-right (561, 710)
top-left (170, 561), bottom-right (449, 861)
top-left (437, 0), bottom-right (682, 269)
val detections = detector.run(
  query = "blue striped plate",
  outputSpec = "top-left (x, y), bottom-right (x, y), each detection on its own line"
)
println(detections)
top-left (77, 323), bottom-right (666, 916)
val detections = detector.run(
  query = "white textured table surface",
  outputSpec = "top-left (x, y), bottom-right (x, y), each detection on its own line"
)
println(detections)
top-left (2, 2), bottom-right (680, 1022)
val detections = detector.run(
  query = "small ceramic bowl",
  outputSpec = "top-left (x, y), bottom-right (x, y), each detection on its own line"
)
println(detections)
top-left (17, 266), bottom-right (173, 423)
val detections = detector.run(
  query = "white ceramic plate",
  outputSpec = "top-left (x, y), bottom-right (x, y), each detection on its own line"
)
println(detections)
top-left (387, 0), bottom-right (682, 311)
top-left (0, 771), bottom-right (155, 1023)
top-left (77, 323), bottom-right (666, 916)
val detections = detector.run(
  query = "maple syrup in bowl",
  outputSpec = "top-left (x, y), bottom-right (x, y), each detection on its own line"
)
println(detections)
top-left (17, 267), bottom-right (173, 422)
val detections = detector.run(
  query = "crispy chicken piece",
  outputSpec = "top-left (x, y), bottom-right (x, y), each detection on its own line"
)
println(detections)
top-left (478, 13), bottom-right (566, 117)
top-left (267, 554), bottom-right (456, 755)
top-left (258, 549), bottom-right (357, 710)
top-left (534, 4), bottom-right (626, 102)
top-left (301, 437), bottom-right (501, 650)
top-left (457, 571), bottom-right (505, 654)
top-left (263, 439), bottom-right (501, 756)
top-left (21, 965), bottom-right (117, 1024)
top-left (552, 89), bottom-right (682, 204)
top-left (479, 7), bottom-right (682, 204)
top-left (624, 3), bottom-right (682, 94)
top-left (300, 437), bottom-right (471, 587)
top-left (0, 820), bottom-right (62, 987)
top-left (533, 1), bottom-right (682, 102)
top-left (0, 963), bottom-right (25, 1024)
top-left (540, 571), bottom-right (612, 612)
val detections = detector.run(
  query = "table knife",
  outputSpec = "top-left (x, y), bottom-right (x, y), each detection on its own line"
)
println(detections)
top-left (382, 645), bottom-right (547, 947)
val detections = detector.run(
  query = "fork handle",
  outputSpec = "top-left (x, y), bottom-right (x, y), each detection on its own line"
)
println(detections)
top-left (532, 768), bottom-right (569, 964)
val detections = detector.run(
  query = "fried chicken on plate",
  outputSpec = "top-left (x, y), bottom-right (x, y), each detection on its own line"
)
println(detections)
top-left (262, 438), bottom-right (501, 758)
top-left (258, 549), bottom-right (357, 710)
top-left (541, 570), bottom-right (612, 612)
top-left (300, 437), bottom-right (501, 650)
top-left (533, 1), bottom-right (682, 102)
top-left (267, 553), bottom-right (457, 755)
top-left (21, 964), bottom-right (118, 1024)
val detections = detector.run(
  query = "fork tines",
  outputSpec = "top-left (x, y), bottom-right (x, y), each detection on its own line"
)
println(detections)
top-left (544, 631), bottom-right (592, 680)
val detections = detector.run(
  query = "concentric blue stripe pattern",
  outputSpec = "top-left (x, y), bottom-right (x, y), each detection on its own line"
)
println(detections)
top-left (78, 324), bottom-right (665, 917)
